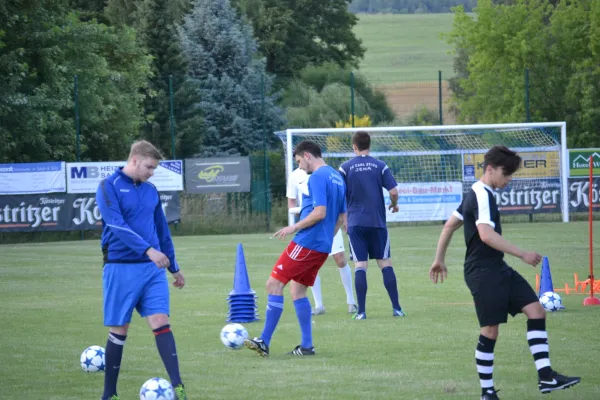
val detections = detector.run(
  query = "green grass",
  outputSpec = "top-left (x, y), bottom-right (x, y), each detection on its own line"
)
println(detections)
top-left (1, 222), bottom-right (599, 399)
top-left (354, 13), bottom-right (456, 83)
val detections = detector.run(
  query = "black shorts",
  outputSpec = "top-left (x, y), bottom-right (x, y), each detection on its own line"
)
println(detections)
top-left (464, 262), bottom-right (538, 327)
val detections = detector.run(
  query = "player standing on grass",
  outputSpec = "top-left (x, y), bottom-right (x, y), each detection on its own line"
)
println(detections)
top-left (245, 140), bottom-right (346, 357)
top-left (429, 145), bottom-right (580, 400)
top-left (338, 131), bottom-right (405, 320)
top-left (287, 166), bottom-right (357, 315)
top-left (95, 141), bottom-right (188, 400)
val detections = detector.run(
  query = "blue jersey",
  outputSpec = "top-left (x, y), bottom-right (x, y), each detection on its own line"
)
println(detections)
top-left (95, 168), bottom-right (179, 273)
top-left (339, 155), bottom-right (397, 228)
top-left (293, 165), bottom-right (346, 253)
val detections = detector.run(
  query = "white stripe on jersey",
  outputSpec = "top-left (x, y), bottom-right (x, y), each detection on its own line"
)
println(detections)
top-left (473, 181), bottom-right (496, 228)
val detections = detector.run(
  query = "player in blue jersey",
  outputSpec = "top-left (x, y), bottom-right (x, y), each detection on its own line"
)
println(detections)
top-left (95, 141), bottom-right (187, 400)
top-left (429, 145), bottom-right (580, 399)
top-left (339, 131), bottom-right (405, 320)
top-left (245, 140), bottom-right (346, 357)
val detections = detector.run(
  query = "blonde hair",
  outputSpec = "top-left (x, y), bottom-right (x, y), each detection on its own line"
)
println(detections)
top-left (128, 140), bottom-right (163, 161)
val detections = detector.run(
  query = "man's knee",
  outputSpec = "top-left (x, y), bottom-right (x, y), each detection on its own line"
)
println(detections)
top-left (109, 324), bottom-right (129, 336)
top-left (146, 314), bottom-right (169, 330)
top-left (266, 277), bottom-right (285, 295)
top-left (332, 252), bottom-right (346, 267)
top-left (480, 325), bottom-right (499, 340)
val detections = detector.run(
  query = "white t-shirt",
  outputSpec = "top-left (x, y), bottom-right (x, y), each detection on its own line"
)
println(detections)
top-left (286, 168), bottom-right (308, 207)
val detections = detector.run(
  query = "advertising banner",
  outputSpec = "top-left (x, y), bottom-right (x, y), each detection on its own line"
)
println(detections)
top-left (0, 162), bottom-right (66, 195)
top-left (0, 192), bottom-right (180, 232)
top-left (568, 149), bottom-right (600, 177)
top-left (66, 161), bottom-right (183, 193)
top-left (463, 152), bottom-right (560, 180)
top-left (184, 157), bottom-right (251, 193)
top-left (568, 177), bottom-right (600, 212)
top-left (384, 182), bottom-right (463, 222)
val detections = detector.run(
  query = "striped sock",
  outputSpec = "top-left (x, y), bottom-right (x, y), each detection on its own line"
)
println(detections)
top-left (527, 318), bottom-right (552, 379)
top-left (476, 334), bottom-right (496, 395)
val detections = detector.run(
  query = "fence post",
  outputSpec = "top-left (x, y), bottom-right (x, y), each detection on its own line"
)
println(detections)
top-left (74, 75), bottom-right (81, 162)
top-left (525, 68), bottom-right (530, 123)
top-left (261, 73), bottom-right (270, 231)
top-left (438, 70), bottom-right (443, 125)
top-left (168, 75), bottom-right (176, 158)
top-left (350, 71), bottom-right (355, 128)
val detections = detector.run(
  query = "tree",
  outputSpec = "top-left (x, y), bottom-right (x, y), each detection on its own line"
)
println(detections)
top-left (0, 1), bottom-right (151, 162)
top-left (232, 0), bottom-right (365, 77)
top-left (178, 0), bottom-right (285, 156)
top-left (136, 0), bottom-right (202, 158)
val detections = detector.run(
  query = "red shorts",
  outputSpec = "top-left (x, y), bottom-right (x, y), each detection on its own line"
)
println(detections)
top-left (270, 241), bottom-right (329, 286)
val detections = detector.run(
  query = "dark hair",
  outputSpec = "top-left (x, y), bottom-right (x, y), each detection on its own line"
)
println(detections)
top-left (293, 140), bottom-right (322, 158)
top-left (352, 131), bottom-right (371, 151)
top-left (483, 145), bottom-right (521, 176)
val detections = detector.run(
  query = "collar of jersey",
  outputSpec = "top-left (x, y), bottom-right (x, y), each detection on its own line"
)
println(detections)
top-left (473, 180), bottom-right (493, 192)
top-left (116, 167), bottom-right (141, 185)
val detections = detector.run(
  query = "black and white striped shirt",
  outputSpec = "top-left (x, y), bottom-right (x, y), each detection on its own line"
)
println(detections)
top-left (454, 181), bottom-right (504, 271)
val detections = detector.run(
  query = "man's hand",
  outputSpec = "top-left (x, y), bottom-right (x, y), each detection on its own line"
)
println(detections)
top-left (172, 271), bottom-right (185, 288)
top-left (429, 260), bottom-right (448, 284)
top-left (521, 251), bottom-right (542, 267)
top-left (272, 225), bottom-right (296, 240)
top-left (147, 248), bottom-right (170, 269)
top-left (388, 203), bottom-right (399, 213)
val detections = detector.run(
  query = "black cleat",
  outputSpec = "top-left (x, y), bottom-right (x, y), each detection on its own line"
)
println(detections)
top-left (480, 388), bottom-right (500, 399)
top-left (287, 345), bottom-right (315, 356)
top-left (244, 337), bottom-right (269, 357)
top-left (538, 371), bottom-right (581, 394)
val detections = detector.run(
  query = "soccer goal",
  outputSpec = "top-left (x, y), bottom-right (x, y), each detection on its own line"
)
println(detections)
top-left (276, 122), bottom-right (569, 225)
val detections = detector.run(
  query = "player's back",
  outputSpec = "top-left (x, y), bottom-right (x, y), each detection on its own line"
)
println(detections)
top-left (293, 165), bottom-right (346, 253)
top-left (339, 155), bottom-right (397, 228)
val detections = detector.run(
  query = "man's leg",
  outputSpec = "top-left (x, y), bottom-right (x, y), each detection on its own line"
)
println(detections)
top-left (310, 274), bottom-right (325, 314)
top-left (477, 325), bottom-right (499, 398)
top-left (377, 259), bottom-right (403, 314)
top-left (290, 281), bottom-right (313, 350)
top-left (348, 227), bottom-right (368, 318)
top-left (332, 252), bottom-right (356, 312)
top-left (260, 277), bottom-right (285, 346)
top-left (102, 325), bottom-right (128, 400)
top-left (147, 314), bottom-right (183, 388)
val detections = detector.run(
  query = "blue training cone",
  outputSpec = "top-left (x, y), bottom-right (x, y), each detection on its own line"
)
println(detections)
top-left (227, 243), bottom-right (259, 323)
top-left (539, 256), bottom-right (565, 309)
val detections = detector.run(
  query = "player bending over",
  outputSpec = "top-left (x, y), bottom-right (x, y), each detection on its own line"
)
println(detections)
top-left (245, 140), bottom-right (346, 356)
top-left (429, 145), bottom-right (580, 400)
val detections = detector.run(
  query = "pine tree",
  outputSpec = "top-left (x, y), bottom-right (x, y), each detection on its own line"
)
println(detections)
top-left (179, 0), bottom-right (285, 156)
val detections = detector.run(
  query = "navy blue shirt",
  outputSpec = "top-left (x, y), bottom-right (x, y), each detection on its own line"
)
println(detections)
top-left (339, 155), bottom-right (397, 228)
top-left (96, 167), bottom-right (179, 273)
top-left (294, 165), bottom-right (346, 253)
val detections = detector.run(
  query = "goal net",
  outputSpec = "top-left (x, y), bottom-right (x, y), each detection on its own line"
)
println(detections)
top-left (276, 123), bottom-right (569, 225)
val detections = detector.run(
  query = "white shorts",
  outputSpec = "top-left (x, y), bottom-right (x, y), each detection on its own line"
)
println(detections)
top-left (329, 229), bottom-right (345, 256)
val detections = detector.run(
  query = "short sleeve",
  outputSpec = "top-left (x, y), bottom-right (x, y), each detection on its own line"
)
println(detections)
top-left (310, 174), bottom-right (328, 207)
top-left (286, 170), bottom-right (297, 199)
top-left (381, 163), bottom-right (397, 191)
top-left (473, 185), bottom-right (495, 228)
top-left (453, 199), bottom-right (464, 220)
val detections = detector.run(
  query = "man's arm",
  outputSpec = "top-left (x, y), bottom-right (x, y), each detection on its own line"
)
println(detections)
top-left (388, 187), bottom-right (399, 212)
top-left (477, 224), bottom-right (541, 265)
top-left (154, 199), bottom-right (180, 274)
top-left (292, 206), bottom-right (326, 231)
top-left (96, 180), bottom-right (151, 256)
top-left (287, 198), bottom-right (297, 209)
top-left (429, 214), bottom-right (463, 283)
top-left (334, 212), bottom-right (345, 235)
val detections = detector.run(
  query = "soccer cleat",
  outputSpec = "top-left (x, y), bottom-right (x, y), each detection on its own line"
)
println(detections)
top-left (348, 304), bottom-right (358, 314)
top-left (287, 345), bottom-right (315, 356)
top-left (312, 306), bottom-right (326, 315)
top-left (244, 337), bottom-right (269, 357)
top-left (393, 308), bottom-right (406, 317)
top-left (352, 312), bottom-right (366, 320)
top-left (480, 388), bottom-right (500, 399)
top-left (538, 371), bottom-right (581, 394)
top-left (174, 384), bottom-right (188, 400)
top-left (101, 396), bottom-right (119, 400)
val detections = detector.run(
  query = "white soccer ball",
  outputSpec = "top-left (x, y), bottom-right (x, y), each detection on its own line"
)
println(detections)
top-left (220, 323), bottom-right (248, 350)
top-left (80, 345), bottom-right (105, 372)
top-left (140, 377), bottom-right (174, 400)
top-left (540, 291), bottom-right (562, 312)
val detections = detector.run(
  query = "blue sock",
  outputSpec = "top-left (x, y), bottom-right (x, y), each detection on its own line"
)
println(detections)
top-left (103, 332), bottom-right (126, 399)
top-left (382, 266), bottom-right (401, 310)
top-left (355, 268), bottom-right (367, 314)
top-left (261, 294), bottom-right (284, 346)
top-left (294, 297), bottom-right (312, 348)
top-left (153, 325), bottom-right (182, 387)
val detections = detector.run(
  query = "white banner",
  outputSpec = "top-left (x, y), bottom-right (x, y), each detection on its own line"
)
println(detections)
top-left (0, 162), bottom-right (66, 195)
top-left (66, 160), bottom-right (183, 193)
top-left (384, 182), bottom-right (463, 222)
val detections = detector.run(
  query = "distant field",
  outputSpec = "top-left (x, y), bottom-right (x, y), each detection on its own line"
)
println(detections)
top-left (353, 13), bottom-right (457, 122)
top-left (353, 13), bottom-right (455, 84)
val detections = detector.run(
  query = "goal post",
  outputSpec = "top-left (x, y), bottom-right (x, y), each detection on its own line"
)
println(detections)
top-left (277, 122), bottom-right (569, 225)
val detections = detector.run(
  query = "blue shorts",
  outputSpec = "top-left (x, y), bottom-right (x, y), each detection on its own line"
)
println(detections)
top-left (348, 226), bottom-right (391, 262)
top-left (103, 262), bottom-right (169, 326)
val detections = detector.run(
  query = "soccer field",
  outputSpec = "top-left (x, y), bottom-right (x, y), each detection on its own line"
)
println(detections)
top-left (1, 222), bottom-right (599, 399)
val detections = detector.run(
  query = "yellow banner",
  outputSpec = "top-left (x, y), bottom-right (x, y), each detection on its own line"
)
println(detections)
top-left (463, 152), bottom-right (560, 180)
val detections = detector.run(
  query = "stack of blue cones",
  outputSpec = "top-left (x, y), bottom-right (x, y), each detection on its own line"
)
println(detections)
top-left (227, 243), bottom-right (260, 323)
